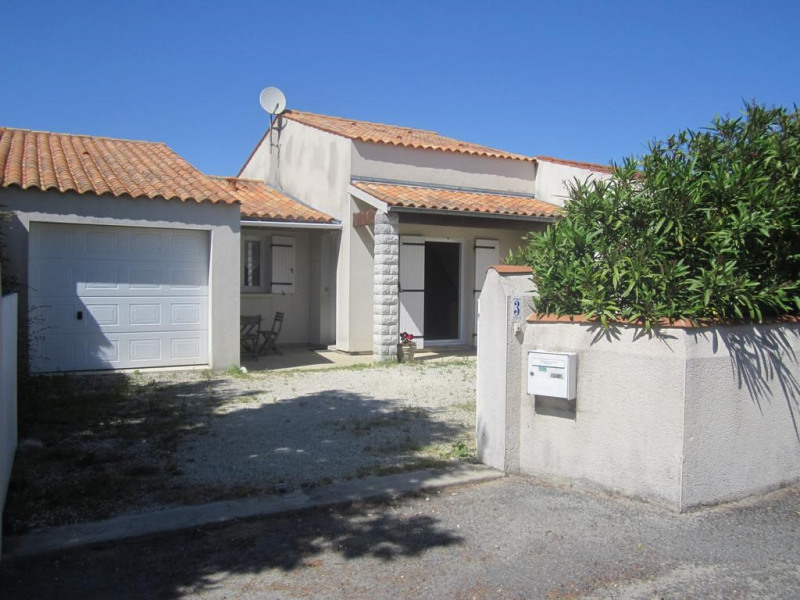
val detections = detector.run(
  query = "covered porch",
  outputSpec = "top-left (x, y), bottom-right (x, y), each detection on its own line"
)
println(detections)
top-left (349, 180), bottom-right (560, 360)
top-left (210, 176), bottom-right (341, 362)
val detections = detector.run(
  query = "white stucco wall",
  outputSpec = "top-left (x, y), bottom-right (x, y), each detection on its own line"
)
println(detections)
top-left (534, 161), bottom-right (612, 207)
top-left (352, 142), bottom-right (537, 194)
top-left (476, 270), bottom-right (532, 470)
top-left (517, 322), bottom-right (687, 507)
top-left (477, 291), bottom-right (800, 509)
top-left (0, 288), bottom-right (18, 559)
top-left (0, 188), bottom-right (241, 370)
top-left (240, 120), bottom-right (352, 222)
top-left (346, 198), bottom-right (376, 353)
top-left (680, 324), bottom-right (800, 507)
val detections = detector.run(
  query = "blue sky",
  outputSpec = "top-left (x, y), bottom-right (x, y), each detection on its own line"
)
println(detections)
top-left (2, 1), bottom-right (798, 176)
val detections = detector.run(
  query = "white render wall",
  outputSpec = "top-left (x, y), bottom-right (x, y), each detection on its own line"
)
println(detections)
top-left (517, 322), bottom-right (687, 507)
top-left (352, 142), bottom-right (536, 194)
top-left (477, 270), bottom-right (800, 510)
top-left (240, 120), bottom-right (353, 222)
top-left (680, 325), bottom-right (800, 506)
top-left (0, 288), bottom-right (18, 559)
top-left (476, 270), bottom-right (531, 470)
top-left (534, 161), bottom-right (611, 208)
top-left (0, 188), bottom-right (241, 371)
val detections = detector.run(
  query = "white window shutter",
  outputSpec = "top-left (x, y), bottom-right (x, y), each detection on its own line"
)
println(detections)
top-left (271, 236), bottom-right (295, 294)
top-left (474, 239), bottom-right (499, 341)
top-left (399, 236), bottom-right (425, 349)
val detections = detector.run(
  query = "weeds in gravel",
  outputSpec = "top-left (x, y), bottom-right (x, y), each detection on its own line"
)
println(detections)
top-left (4, 372), bottom-right (222, 533)
top-left (452, 400), bottom-right (476, 413)
top-left (225, 365), bottom-right (250, 378)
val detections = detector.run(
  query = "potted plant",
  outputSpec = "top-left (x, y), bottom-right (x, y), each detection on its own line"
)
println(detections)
top-left (397, 331), bottom-right (416, 363)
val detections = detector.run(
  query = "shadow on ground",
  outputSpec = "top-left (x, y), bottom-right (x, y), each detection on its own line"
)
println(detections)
top-left (0, 496), bottom-right (464, 600)
top-left (4, 368), bottom-right (469, 533)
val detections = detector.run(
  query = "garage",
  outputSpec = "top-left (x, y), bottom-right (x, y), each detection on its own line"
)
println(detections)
top-left (28, 222), bottom-right (210, 372)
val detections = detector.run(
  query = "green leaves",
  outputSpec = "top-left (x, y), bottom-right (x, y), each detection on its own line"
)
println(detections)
top-left (522, 102), bottom-right (800, 329)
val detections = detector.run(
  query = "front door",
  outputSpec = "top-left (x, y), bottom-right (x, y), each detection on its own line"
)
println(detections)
top-left (424, 241), bottom-right (460, 341)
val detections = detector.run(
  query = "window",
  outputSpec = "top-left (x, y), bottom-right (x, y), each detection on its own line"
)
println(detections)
top-left (241, 234), bottom-right (295, 294)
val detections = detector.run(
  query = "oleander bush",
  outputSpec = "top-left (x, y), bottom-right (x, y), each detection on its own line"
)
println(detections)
top-left (517, 102), bottom-right (800, 329)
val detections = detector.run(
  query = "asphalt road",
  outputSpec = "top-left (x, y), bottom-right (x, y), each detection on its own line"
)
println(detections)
top-left (2, 475), bottom-right (799, 599)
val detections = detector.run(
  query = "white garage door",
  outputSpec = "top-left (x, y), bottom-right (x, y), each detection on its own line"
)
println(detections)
top-left (29, 223), bottom-right (210, 372)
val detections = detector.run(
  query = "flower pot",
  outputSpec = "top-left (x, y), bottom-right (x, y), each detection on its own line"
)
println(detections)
top-left (397, 343), bottom-right (416, 363)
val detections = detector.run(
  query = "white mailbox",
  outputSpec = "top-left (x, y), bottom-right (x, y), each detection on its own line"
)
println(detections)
top-left (527, 351), bottom-right (577, 400)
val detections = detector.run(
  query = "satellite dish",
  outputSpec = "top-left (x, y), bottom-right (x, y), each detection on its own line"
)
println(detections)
top-left (259, 87), bottom-right (287, 115)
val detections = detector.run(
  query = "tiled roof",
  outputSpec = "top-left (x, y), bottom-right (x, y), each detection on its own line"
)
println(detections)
top-left (0, 127), bottom-right (238, 205)
top-left (214, 177), bottom-right (337, 223)
top-left (535, 155), bottom-right (614, 174)
top-left (352, 181), bottom-right (560, 219)
top-left (283, 110), bottom-right (535, 162)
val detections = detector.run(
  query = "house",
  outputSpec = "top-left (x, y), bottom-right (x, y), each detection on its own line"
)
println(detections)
top-left (0, 127), bottom-right (339, 372)
top-left (239, 110), bottom-right (611, 359)
top-left (0, 108), bottom-right (610, 372)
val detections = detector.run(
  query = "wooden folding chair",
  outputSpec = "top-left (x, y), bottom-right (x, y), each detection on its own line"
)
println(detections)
top-left (240, 315), bottom-right (262, 360)
top-left (260, 311), bottom-right (284, 355)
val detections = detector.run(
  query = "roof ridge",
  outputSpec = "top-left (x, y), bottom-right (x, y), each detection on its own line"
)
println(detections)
top-left (0, 126), bottom-right (167, 147)
top-left (208, 175), bottom-right (263, 182)
top-left (282, 110), bottom-right (535, 162)
top-left (285, 110), bottom-right (439, 135)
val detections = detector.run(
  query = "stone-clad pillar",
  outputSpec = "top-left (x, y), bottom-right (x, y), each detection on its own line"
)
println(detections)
top-left (373, 211), bottom-right (400, 360)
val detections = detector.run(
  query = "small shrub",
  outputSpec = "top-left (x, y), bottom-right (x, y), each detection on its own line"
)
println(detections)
top-left (518, 102), bottom-right (800, 329)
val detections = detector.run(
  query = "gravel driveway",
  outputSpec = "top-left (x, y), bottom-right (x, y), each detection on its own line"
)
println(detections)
top-left (175, 359), bottom-right (476, 492)
top-left (6, 358), bottom-right (477, 532)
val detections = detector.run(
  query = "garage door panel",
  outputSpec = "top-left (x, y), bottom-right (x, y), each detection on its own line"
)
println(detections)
top-left (171, 233), bottom-right (207, 256)
top-left (129, 267), bottom-right (162, 289)
top-left (86, 230), bottom-right (120, 256)
top-left (30, 223), bottom-right (210, 372)
top-left (34, 331), bottom-right (209, 371)
top-left (77, 264), bottom-right (208, 296)
top-left (172, 337), bottom-right (203, 360)
top-left (170, 268), bottom-right (205, 289)
top-left (85, 265), bottom-right (120, 290)
top-left (32, 301), bottom-right (83, 334)
top-left (171, 302), bottom-right (203, 325)
top-left (129, 303), bottom-right (162, 326)
top-left (78, 297), bottom-right (208, 331)
top-left (31, 261), bottom-right (78, 296)
top-left (130, 231), bottom-right (164, 256)
top-left (86, 303), bottom-right (119, 327)
top-left (130, 339), bottom-right (162, 361)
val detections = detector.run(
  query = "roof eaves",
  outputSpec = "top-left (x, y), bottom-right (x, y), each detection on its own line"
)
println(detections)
top-left (535, 155), bottom-right (614, 173)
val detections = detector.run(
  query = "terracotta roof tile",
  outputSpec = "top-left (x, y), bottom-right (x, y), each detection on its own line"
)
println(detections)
top-left (535, 155), bottom-right (614, 174)
top-left (0, 127), bottom-right (238, 205)
top-left (215, 177), bottom-right (337, 224)
top-left (284, 110), bottom-right (535, 162)
top-left (352, 181), bottom-right (560, 219)
top-left (526, 314), bottom-right (800, 327)
top-left (490, 265), bottom-right (533, 274)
